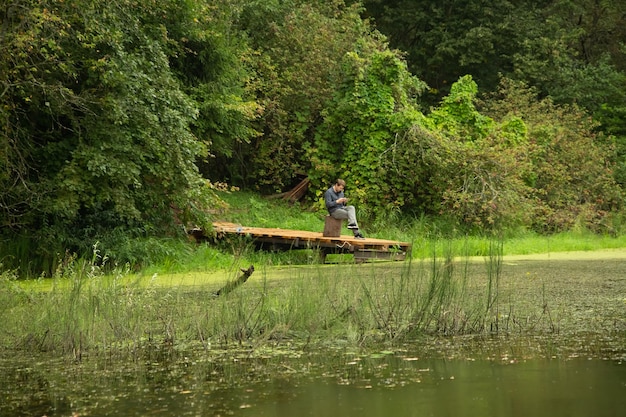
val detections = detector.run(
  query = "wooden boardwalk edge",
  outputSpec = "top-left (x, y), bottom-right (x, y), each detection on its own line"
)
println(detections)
top-left (190, 222), bottom-right (412, 262)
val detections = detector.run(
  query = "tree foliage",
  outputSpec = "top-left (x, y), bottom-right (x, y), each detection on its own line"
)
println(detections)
top-left (309, 45), bottom-right (426, 214)
top-left (362, 0), bottom-right (626, 131)
top-left (481, 79), bottom-right (623, 232)
top-left (313, 69), bottom-right (622, 232)
top-left (357, 0), bottom-right (626, 230)
top-left (238, 0), bottom-right (381, 191)
top-left (1, 0), bottom-right (625, 274)
top-left (0, 0), bottom-right (242, 267)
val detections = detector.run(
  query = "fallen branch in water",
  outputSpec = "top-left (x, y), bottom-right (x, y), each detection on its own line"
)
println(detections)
top-left (214, 265), bottom-right (255, 296)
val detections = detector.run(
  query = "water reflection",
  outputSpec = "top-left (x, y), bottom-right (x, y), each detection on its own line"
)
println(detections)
top-left (251, 359), bottom-right (626, 417)
top-left (2, 349), bottom-right (625, 417)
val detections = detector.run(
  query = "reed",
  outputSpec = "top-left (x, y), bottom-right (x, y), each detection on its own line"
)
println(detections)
top-left (0, 239), bottom-right (529, 359)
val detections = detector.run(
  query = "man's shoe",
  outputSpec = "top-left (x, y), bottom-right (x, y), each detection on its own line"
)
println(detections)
top-left (354, 232), bottom-right (365, 239)
top-left (347, 223), bottom-right (358, 229)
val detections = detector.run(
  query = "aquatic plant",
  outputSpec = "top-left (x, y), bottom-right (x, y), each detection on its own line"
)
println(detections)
top-left (0, 239), bottom-right (530, 358)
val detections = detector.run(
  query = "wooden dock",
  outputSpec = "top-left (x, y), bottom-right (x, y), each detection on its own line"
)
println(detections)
top-left (190, 222), bottom-right (411, 263)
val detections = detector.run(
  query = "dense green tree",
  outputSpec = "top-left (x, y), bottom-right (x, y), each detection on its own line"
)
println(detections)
top-left (238, 0), bottom-right (386, 191)
top-left (314, 68), bottom-right (622, 232)
top-left (362, 0), bottom-right (626, 196)
top-left (166, 0), bottom-right (260, 184)
top-left (0, 0), bottom-right (232, 269)
top-left (360, 0), bottom-right (524, 101)
top-left (481, 78), bottom-right (623, 232)
top-left (309, 46), bottom-right (426, 215)
top-left (511, 1), bottom-right (626, 111)
top-left (361, 0), bottom-right (626, 115)
top-left (377, 76), bottom-right (535, 230)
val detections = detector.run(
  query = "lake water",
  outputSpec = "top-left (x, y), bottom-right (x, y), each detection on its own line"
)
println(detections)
top-left (3, 255), bottom-right (626, 416)
top-left (2, 347), bottom-right (625, 417)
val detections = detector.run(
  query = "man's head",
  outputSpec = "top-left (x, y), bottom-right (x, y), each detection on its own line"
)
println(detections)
top-left (334, 179), bottom-right (346, 192)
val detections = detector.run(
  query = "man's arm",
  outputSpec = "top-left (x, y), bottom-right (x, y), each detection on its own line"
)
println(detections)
top-left (325, 188), bottom-right (341, 211)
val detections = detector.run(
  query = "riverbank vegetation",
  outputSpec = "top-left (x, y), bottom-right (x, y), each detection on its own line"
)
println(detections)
top-left (2, 0), bottom-right (626, 277)
top-left (4, 188), bottom-right (626, 276)
top-left (1, 0), bottom-right (625, 361)
top-left (3, 189), bottom-right (625, 358)
top-left (2, 240), bottom-right (625, 360)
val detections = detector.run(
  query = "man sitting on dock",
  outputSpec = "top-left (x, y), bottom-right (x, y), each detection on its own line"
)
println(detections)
top-left (324, 179), bottom-right (365, 239)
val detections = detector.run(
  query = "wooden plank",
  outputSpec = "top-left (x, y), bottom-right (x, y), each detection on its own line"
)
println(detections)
top-left (193, 222), bottom-right (411, 262)
top-left (267, 177), bottom-right (310, 203)
top-left (354, 249), bottom-right (407, 261)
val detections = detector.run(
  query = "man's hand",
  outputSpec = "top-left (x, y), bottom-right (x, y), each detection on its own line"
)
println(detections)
top-left (337, 197), bottom-right (348, 204)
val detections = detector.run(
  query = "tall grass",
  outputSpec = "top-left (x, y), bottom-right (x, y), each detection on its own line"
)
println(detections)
top-left (1, 240), bottom-right (550, 359)
top-left (0, 235), bottom-right (61, 278)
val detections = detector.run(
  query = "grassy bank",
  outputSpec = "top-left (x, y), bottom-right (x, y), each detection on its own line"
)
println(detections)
top-left (3, 190), bottom-right (626, 276)
top-left (2, 240), bottom-right (625, 360)
top-left (143, 190), bottom-right (626, 274)
top-left (214, 190), bottom-right (626, 254)
top-left (1, 190), bottom-right (625, 359)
